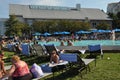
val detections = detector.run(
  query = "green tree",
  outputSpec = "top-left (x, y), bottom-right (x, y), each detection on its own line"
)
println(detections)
top-left (5, 15), bottom-right (30, 37)
top-left (108, 13), bottom-right (117, 20)
top-left (108, 12), bottom-right (120, 29)
top-left (116, 12), bottom-right (120, 19)
top-left (96, 22), bottom-right (110, 30)
top-left (113, 20), bottom-right (120, 29)
top-left (5, 15), bottom-right (18, 36)
top-left (32, 21), bottom-right (48, 33)
top-left (32, 20), bottom-right (91, 33)
top-left (21, 23), bottom-right (32, 37)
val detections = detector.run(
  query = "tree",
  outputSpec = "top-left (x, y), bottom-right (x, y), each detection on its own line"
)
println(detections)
top-left (113, 20), bottom-right (120, 29)
top-left (108, 13), bottom-right (117, 20)
top-left (96, 22), bottom-right (110, 30)
top-left (108, 12), bottom-right (120, 29)
top-left (32, 20), bottom-right (92, 33)
top-left (116, 12), bottom-right (120, 19)
top-left (5, 15), bottom-right (30, 37)
top-left (5, 15), bottom-right (19, 36)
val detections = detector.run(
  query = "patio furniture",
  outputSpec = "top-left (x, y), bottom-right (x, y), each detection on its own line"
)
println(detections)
top-left (21, 43), bottom-right (31, 56)
top-left (88, 44), bottom-right (103, 59)
top-left (40, 61), bottom-right (68, 80)
top-left (59, 53), bottom-right (95, 78)
top-left (32, 44), bottom-right (45, 56)
top-left (44, 44), bottom-right (59, 56)
top-left (88, 44), bottom-right (103, 66)
top-left (7, 43), bottom-right (14, 51)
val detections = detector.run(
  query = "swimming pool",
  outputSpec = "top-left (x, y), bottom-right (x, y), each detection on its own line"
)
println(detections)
top-left (38, 40), bottom-right (120, 46)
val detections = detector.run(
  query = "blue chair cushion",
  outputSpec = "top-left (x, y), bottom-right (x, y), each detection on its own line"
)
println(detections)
top-left (59, 53), bottom-right (77, 62)
top-left (21, 44), bottom-right (30, 55)
top-left (40, 64), bottom-right (52, 72)
top-left (88, 44), bottom-right (101, 51)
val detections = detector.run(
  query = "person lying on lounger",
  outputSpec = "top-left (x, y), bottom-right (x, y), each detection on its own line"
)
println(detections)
top-left (50, 50), bottom-right (59, 64)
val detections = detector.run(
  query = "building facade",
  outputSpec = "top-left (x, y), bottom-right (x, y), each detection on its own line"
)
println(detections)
top-left (0, 18), bottom-right (8, 35)
top-left (107, 2), bottom-right (120, 14)
top-left (9, 4), bottom-right (112, 29)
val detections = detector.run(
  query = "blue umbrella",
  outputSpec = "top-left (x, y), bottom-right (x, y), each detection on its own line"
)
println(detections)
top-left (91, 29), bottom-right (112, 33)
top-left (103, 30), bottom-right (111, 33)
top-left (60, 31), bottom-right (70, 35)
top-left (97, 30), bottom-right (106, 33)
top-left (91, 29), bottom-right (98, 33)
top-left (32, 32), bottom-right (41, 36)
top-left (91, 29), bottom-right (108, 33)
top-left (53, 32), bottom-right (61, 35)
top-left (114, 29), bottom-right (120, 32)
top-left (42, 32), bottom-right (51, 36)
top-left (97, 29), bottom-right (112, 33)
top-left (76, 30), bottom-right (91, 34)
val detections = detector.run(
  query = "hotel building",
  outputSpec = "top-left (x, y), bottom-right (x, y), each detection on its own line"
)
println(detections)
top-left (9, 4), bottom-right (112, 29)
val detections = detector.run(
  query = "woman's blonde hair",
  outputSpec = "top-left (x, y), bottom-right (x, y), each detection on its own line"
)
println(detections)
top-left (12, 55), bottom-right (20, 62)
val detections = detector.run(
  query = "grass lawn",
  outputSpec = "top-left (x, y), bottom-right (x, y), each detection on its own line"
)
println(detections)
top-left (3, 51), bottom-right (120, 80)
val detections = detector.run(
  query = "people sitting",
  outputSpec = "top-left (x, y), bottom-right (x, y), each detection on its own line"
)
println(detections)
top-left (50, 50), bottom-right (59, 64)
top-left (14, 43), bottom-right (22, 55)
top-left (0, 49), bottom-right (4, 59)
top-left (59, 41), bottom-right (65, 53)
top-left (2, 55), bottom-right (32, 80)
top-left (67, 40), bottom-right (73, 46)
top-left (0, 39), bottom-right (7, 50)
top-left (0, 51), bottom-right (6, 79)
top-left (60, 41), bottom-right (65, 46)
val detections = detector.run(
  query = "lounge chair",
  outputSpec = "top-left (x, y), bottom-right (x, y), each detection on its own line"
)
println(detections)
top-left (88, 44), bottom-right (103, 59)
top-left (44, 44), bottom-right (59, 56)
top-left (21, 43), bottom-right (31, 56)
top-left (32, 44), bottom-right (45, 56)
top-left (59, 53), bottom-right (95, 78)
top-left (88, 44), bottom-right (103, 66)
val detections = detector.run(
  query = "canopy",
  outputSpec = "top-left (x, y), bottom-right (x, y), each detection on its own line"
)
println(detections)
top-left (76, 30), bottom-right (91, 34)
top-left (91, 29), bottom-right (111, 33)
top-left (53, 31), bottom-right (70, 35)
top-left (32, 32), bottom-right (41, 36)
top-left (60, 31), bottom-right (70, 35)
top-left (42, 32), bottom-right (51, 36)
top-left (114, 29), bottom-right (120, 32)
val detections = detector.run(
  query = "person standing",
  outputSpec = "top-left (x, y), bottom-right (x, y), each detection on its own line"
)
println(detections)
top-left (111, 30), bottom-right (115, 40)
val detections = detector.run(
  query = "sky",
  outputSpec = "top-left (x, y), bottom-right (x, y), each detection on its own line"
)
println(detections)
top-left (0, 0), bottom-right (119, 18)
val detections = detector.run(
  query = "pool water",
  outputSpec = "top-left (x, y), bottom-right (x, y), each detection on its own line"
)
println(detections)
top-left (38, 40), bottom-right (120, 46)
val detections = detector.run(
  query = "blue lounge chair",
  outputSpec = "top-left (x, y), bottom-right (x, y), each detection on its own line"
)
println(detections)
top-left (59, 53), bottom-right (95, 78)
top-left (88, 44), bottom-right (103, 59)
top-left (21, 43), bottom-right (30, 56)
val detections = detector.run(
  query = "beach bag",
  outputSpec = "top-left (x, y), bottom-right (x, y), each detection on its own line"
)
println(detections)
top-left (30, 63), bottom-right (44, 78)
